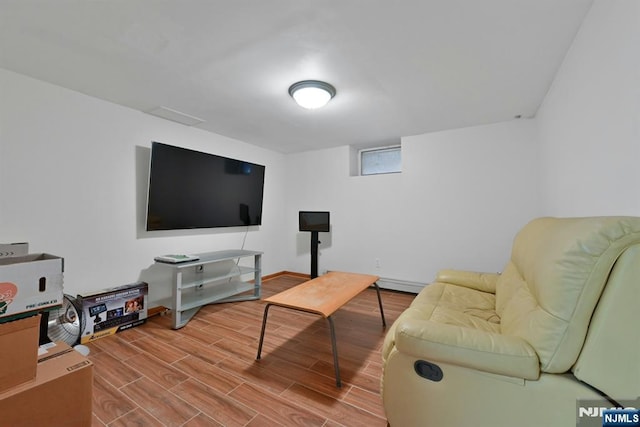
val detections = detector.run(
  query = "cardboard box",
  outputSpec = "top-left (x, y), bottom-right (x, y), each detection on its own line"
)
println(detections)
top-left (77, 281), bottom-right (148, 344)
top-left (0, 253), bottom-right (64, 322)
top-left (0, 314), bottom-right (39, 392)
top-left (0, 243), bottom-right (28, 259)
top-left (0, 342), bottom-right (93, 427)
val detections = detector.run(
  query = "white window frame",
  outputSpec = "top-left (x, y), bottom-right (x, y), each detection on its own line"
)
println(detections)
top-left (359, 145), bottom-right (402, 176)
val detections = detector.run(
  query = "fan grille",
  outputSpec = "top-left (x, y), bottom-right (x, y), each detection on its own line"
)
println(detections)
top-left (47, 294), bottom-right (83, 346)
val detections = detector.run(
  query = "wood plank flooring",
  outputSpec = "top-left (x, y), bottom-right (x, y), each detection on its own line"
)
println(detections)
top-left (88, 274), bottom-right (415, 426)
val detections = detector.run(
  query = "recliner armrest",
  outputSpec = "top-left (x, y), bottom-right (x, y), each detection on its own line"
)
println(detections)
top-left (435, 269), bottom-right (500, 294)
top-left (395, 319), bottom-right (540, 380)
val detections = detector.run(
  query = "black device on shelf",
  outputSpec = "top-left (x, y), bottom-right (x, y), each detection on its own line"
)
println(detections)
top-left (146, 142), bottom-right (266, 231)
top-left (299, 211), bottom-right (330, 278)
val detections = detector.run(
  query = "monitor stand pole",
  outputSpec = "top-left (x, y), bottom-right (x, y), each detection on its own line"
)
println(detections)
top-left (310, 231), bottom-right (320, 279)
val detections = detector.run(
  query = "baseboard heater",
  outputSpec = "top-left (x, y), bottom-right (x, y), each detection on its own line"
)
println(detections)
top-left (376, 277), bottom-right (425, 294)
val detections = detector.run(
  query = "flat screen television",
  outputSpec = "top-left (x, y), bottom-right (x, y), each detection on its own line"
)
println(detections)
top-left (146, 142), bottom-right (265, 231)
top-left (299, 211), bottom-right (330, 232)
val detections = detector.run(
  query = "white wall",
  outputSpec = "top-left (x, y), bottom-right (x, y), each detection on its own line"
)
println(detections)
top-left (0, 69), bottom-right (288, 302)
top-left (285, 119), bottom-right (542, 286)
top-left (3, 0), bottom-right (636, 300)
top-left (537, 0), bottom-right (640, 215)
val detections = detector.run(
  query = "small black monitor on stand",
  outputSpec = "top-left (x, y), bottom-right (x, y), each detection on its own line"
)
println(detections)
top-left (299, 211), bottom-right (330, 279)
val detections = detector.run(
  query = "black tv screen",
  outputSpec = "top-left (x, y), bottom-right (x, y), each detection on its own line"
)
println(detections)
top-left (299, 211), bottom-right (330, 232)
top-left (146, 142), bottom-right (265, 230)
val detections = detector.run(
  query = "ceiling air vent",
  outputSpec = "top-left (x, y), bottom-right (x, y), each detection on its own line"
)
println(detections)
top-left (145, 106), bottom-right (204, 126)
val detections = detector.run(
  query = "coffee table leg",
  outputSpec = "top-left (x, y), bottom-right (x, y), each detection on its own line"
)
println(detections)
top-left (373, 282), bottom-right (386, 327)
top-left (256, 303), bottom-right (272, 360)
top-left (327, 316), bottom-right (342, 388)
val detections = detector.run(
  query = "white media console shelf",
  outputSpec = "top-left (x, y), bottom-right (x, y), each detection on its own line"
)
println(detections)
top-left (156, 249), bottom-right (262, 329)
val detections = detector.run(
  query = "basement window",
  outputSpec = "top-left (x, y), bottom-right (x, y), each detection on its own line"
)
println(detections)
top-left (360, 145), bottom-right (402, 176)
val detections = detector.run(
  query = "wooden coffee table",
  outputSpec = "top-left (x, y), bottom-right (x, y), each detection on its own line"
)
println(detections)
top-left (256, 271), bottom-right (386, 387)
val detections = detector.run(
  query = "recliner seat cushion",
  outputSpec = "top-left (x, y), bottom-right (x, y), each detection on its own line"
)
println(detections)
top-left (382, 281), bottom-right (505, 370)
top-left (410, 282), bottom-right (499, 329)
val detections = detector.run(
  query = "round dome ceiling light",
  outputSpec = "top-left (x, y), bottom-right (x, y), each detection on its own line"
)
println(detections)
top-left (288, 80), bottom-right (336, 109)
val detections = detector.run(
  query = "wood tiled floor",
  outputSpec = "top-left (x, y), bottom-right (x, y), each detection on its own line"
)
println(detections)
top-left (88, 274), bottom-right (415, 426)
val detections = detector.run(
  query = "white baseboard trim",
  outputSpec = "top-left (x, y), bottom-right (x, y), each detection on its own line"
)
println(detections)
top-left (274, 271), bottom-right (426, 294)
top-left (376, 277), bottom-right (425, 294)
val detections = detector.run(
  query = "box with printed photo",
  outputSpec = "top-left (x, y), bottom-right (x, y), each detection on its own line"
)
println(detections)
top-left (77, 281), bottom-right (148, 343)
top-left (0, 253), bottom-right (64, 322)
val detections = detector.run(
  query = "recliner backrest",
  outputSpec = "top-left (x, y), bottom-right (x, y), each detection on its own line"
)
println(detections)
top-left (495, 217), bottom-right (640, 373)
top-left (572, 244), bottom-right (640, 399)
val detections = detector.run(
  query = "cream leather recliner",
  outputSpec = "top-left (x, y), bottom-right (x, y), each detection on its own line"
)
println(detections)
top-left (381, 217), bottom-right (640, 427)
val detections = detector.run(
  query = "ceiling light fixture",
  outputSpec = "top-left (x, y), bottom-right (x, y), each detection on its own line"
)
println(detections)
top-left (288, 80), bottom-right (336, 109)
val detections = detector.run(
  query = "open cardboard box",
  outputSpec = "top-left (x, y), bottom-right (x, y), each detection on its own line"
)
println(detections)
top-left (0, 253), bottom-right (64, 322)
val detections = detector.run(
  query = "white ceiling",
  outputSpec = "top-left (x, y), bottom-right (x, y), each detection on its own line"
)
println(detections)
top-left (0, 0), bottom-right (593, 153)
